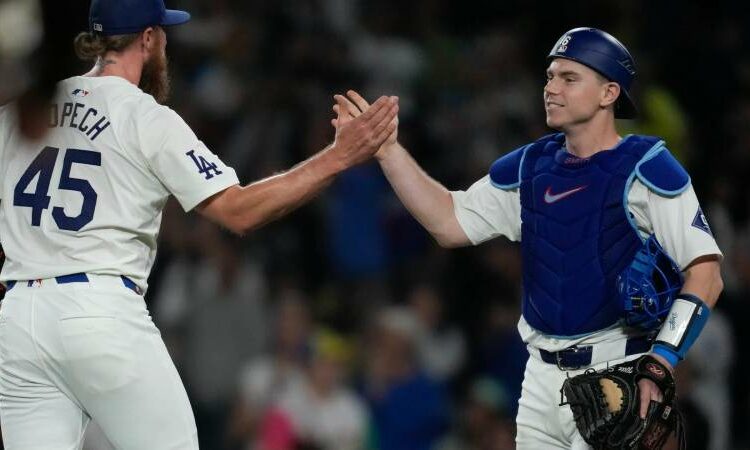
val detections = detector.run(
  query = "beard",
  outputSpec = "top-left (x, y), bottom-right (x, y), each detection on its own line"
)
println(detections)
top-left (139, 50), bottom-right (170, 104)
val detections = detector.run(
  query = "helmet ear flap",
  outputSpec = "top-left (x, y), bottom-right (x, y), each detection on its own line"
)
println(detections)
top-left (617, 235), bottom-right (684, 329)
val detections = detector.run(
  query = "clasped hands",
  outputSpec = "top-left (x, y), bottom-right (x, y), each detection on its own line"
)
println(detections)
top-left (329, 90), bottom-right (400, 168)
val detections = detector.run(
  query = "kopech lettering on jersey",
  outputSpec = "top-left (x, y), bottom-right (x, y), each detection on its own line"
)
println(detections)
top-left (489, 133), bottom-right (688, 336)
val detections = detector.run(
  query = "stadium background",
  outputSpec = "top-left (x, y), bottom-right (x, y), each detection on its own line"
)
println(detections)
top-left (1, 0), bottom-right (749, 449)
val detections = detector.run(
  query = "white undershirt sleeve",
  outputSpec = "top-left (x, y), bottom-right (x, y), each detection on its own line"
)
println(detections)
top-left (628, 181), bottom-right (722, 270)
top-left (450, 175), bottom-right (522, 245)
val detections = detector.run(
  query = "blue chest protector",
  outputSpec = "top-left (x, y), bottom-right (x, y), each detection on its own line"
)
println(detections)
top-left (489, 133), bottom-right (689, 336)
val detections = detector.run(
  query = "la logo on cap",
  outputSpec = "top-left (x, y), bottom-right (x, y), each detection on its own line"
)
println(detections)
top-left (93, 23), bottom-right (103, 31)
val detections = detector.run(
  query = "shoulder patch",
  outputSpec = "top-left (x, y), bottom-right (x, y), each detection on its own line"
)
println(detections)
top-left (691, 207), bottom-right (713, 236)
top-left (635, 147), bottom-right (690, 196)
top-left (489, 145), bottom-right (528, 190)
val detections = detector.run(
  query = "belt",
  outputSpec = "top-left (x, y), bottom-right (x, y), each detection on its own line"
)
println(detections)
top-left (539, 335), bottom-right (653, 370)
top-left (6, 273), bottom-right (142, 295)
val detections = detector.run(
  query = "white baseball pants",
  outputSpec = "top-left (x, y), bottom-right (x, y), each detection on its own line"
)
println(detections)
top-left (0, 275), bottom-right (198, 449)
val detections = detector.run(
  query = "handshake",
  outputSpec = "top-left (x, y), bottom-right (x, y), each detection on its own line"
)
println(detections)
top-left (327, 90), bottom-right (400, 171)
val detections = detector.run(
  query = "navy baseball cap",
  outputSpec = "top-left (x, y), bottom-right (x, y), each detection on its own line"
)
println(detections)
top-left (90, 0), bottom-right (191, 36)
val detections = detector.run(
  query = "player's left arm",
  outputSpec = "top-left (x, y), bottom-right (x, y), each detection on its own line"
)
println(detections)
top-left (647, 183), bottom-right (724, 369)
top-left (138, 96), bottom-right (397, 236)
top-left (635, 179), bottom-right (724, 416)
top-left (197, 96), bottom-right (398, 235)
top-left (680, 254), bottom-right (723, 308)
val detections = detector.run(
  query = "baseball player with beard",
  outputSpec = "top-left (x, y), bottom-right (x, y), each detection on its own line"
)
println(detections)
top-left (0, 0), bottom-right (398, 448)
top-left (334, 28), bottom-right (723, 448)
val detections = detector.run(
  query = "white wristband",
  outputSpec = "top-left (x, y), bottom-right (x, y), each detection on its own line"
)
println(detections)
top-left (653, 294), bottom-right (710, 362)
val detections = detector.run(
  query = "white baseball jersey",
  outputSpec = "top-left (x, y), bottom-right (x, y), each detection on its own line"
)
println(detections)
top-left (451, 174), bottom-right (722, 350)
top-left (0, 75), bottom-right (239, 291)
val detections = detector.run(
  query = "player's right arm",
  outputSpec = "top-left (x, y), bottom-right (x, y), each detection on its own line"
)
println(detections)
top-left (197, 96), bottom-right (399, 235)
top-left (334, 91), bottom-right (521, 248)
top-left (334, 91), bottom-right (469, 247)
top-left (375, 141), bottom-right (470, 248)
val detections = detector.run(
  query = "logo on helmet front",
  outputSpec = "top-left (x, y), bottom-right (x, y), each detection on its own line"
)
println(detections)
top-left (557, 35), bottom-right (572, 53)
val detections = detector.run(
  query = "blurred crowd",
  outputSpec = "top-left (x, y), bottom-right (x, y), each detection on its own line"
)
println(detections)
top-left (3, 0), bottom-right (750, 449)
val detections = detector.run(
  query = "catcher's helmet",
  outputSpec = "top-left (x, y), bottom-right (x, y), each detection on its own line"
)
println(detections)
top-left (617, 235), bottom-right (683, 330)
top-left (548, 27), bottom-right (637, 119)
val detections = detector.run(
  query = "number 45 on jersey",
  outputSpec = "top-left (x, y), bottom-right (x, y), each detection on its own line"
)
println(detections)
top-left (13, 146), bottom-right (101, 232)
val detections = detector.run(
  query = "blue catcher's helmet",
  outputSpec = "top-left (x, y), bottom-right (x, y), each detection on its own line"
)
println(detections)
top-left (617, 235), bottom-right (683, 330)
top-left (548, 27), bottom-right (637, 119)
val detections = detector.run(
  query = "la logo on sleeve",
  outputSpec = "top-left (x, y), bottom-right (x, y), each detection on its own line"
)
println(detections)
top-left (186, 150), bottom-right (223, 180)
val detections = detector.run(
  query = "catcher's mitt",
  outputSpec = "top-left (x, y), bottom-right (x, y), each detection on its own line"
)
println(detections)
top-left (560, 355), bottom-right (684, 450)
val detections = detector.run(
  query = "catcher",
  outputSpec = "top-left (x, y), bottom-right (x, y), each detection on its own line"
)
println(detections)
top-left (331, 27), bottom-right (722, 449)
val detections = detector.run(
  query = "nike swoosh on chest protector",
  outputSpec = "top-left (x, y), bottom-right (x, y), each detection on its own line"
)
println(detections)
top-left (543, 185), bottom-right (587, 204)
